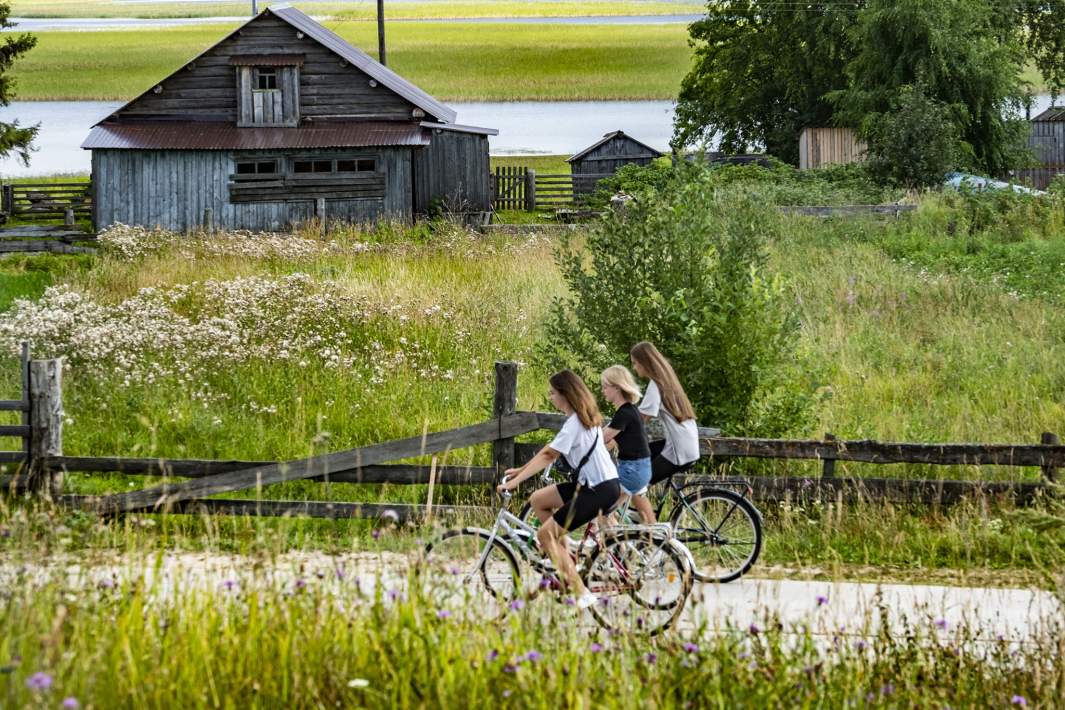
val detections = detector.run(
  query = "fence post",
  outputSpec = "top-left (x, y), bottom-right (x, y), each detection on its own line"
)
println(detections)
top-left (2, 183), bottom-right (12, 215)
top-left (492, 361), bottom-right (518, 474)
top-left (64, 207), bottom-right (75, 227)
top-left (1041, 432), bottom-right (1059, 482)
top-left (203, 207), bottom-right (213, 233)
top-left (28, 358), bottom-right (63, 496)
top-left (316, 198), bottom-right (327, 237)
top-left (524, 169), bottom-right (537, 211)
top-left (821, 432), bottom-right (837, 478)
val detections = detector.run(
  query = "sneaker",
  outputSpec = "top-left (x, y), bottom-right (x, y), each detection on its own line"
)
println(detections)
top-left (576, 591), bottom-right (598, 609)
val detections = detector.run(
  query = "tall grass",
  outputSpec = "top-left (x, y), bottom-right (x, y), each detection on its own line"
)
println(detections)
top-left (13, 23), bottom-right (692, 101)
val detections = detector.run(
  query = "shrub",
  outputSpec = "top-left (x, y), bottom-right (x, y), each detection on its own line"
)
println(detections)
top-left (861, 85), bottom-right (960, 190)
top-left (540, 163), bottom-right (815, 435)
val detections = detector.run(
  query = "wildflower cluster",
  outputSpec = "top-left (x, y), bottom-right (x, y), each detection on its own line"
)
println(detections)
top-left (0, 274), bottom-right (452, 389)
top-left (97, 223), bottom-right (369, 261)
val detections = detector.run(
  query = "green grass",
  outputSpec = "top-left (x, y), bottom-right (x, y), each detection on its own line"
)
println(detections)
top-left (1, 549), bottom-right (1059, 708)
top-left (11, 0), bottom-right (702, 19)
top-left (12, 23), bottom-right (693, 101)
top-left (491, 154), bottom-right (572, 174)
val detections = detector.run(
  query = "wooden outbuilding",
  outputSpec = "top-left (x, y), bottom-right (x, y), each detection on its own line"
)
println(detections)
top-left (567, 130), bottom-right (663, 196)
top-left (1011, 107), bottom-right (1065, 189)
top-left (81, 7), bottom-right (497, 231)
top-left (798, 127), bottom-right (866, 170)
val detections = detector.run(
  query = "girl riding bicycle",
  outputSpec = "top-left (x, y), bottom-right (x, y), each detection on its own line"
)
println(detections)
top-left (629, 341), bottom-right (700, 524)
top-left (496, 369), bottom-right (619, 609)
top-left (600, 365), bottom-right (652, 512)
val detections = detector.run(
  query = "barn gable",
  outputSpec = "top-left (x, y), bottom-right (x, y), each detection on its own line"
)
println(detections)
top-left (101, 7), bottom-right (455, 126)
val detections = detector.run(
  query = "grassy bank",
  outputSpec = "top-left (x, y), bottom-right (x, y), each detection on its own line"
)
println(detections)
top-left (12, 0), bottom-right (702, 20)
top-left (12, 23), bottom-right (692, 101)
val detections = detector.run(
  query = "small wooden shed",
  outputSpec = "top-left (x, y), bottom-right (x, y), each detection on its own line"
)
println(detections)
top-left (798, 127), bottom-right (866, 170)
top-left (81, 7), bottom-right (497, 232)
top-left (567, 130), bottom-right (663, 196)
top-left (1012, 107), bottom-right (1065, 189)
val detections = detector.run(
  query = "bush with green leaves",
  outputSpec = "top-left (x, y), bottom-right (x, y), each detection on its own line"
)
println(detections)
top-left (861, 85), bottom-right (961, 189)
top-left (540, 163), bottom-right (815, 435)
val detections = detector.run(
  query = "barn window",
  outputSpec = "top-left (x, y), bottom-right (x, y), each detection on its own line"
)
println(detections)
top-left (235, 159), bottom-right (279, 175)
top-left (336, 158), bottom-right (377, 173)
top-left (255, 68), bottom-right (278, 91)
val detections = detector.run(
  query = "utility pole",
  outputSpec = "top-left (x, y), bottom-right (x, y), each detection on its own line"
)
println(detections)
top-left (377, 0), bottom-right (386, 65)
top-left (251, 0), bottom-right (258, 16)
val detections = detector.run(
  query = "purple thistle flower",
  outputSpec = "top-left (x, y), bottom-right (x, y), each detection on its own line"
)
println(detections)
top-left (508, 599), bottom-right (525, 611)
top-left (335, 569), bottom-right (345, 581)
top-left (644, 652), bottom-right (657, 664)
top-left (748, 623), bottom-right (760, 635)
top-left (387, 589), bottom-right (403, 602)
top-left (26, 672), bottom-right (52, 691)
top-left (683, 642), bottom-right (699, 653)
top-left (881, 683), bottom-right (895, 696)
top-left (563, 596), bottom-right (576, 606)
top-left (62, 698), bottom-right (80, 709)
top-left (855, 639), bottom-right (868, 651)
top-left (0, 526), bottom-right (9, 538)
top-left (816, 594), bottom-right (829, 607)
top-left (934, 618), bottom-right (949, 630)
top-left (371, 528), bottom-right (382, 540)
top-left (97, 577), bottom-right (114, 590)
top-left (1011, 696), bottom-right (1027, 707)
top-left (539, 577), bottom-right (552, 589)
top-left (220, 579), bottom-right (237, 591)
top-left (590, 643), bottom-right (604, 653)
top-left (502, 663), bottom-right (517, 674)
top-left (447, 565), bottom-right (462, 575)
top-left (523, 650), bottom-right (542, 663)
top-left (486, 649), bottom-right (499, 662)
top-left (315, 570), bottom-right (325, 580)
top-left (436, 610), bottom-right (453, 619)
top-left (294, 578), bottom-right (306, 591)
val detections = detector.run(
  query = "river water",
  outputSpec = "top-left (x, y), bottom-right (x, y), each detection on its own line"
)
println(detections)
top-left (0, 100), bottom-right (679, 177)
top-left (2, 95), bottom-right (1060, 178)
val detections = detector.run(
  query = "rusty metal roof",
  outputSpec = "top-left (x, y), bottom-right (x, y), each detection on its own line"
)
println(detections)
top-left (1032, 107), bottom-right (1065, 123)
top-left (272, 7), bottom-right (457, 124)
top-left (230, 54), bottom-right (305, 66)
top-left (82, 121), bottom-right (430, 150)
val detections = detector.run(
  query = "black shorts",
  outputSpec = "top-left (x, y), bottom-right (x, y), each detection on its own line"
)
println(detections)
top-left (551, 479), bottom-right (622, 532)
top-left (648, 439), bottom-right (697, 486)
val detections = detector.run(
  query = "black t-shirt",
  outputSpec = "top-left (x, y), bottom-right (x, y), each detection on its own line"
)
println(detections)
top-left (608, 402), bottom-right (652, 460)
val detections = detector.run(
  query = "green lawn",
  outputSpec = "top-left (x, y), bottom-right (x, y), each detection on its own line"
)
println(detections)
top-left (12, 23), bottom-right (693, 101)
top-left (11, 0), bottom-right (702, 19)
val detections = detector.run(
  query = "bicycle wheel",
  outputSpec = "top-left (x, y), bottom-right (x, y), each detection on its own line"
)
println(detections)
top-left (581, 529), bottom-right (693, 636)
top-left (423, 528), bottom-right (521, 618)
top-left (669, 488), bottom-right (762, 583)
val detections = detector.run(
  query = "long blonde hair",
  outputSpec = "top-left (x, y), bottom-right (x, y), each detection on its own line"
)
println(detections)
top-left (601, 365), bottom-right (641, 405)
top-left (550, 369), bottom-right (603, 428)
top-left (630, 341), bottom-right (695, 422)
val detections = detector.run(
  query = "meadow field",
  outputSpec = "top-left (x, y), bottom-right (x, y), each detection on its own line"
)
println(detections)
top-left (11, 22), bottom-right (692, 101)
top-left (11, 0), bottom-right (702, 20)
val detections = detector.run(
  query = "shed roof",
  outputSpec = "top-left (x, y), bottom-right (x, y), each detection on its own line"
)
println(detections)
top-left (567, 130), bottom-right (664, 163)
top-left (97, 6), bottom-right (457, 126)
top-left (1032, 107), bottom-right (1065, 123)
top-left (81, 121), bottom-right (431, 150)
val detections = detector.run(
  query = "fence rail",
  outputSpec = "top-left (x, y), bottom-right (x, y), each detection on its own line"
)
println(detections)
top-left (0, 343), bottom-right (30, 465)
top-left (490, 169), bottom-right (617, 210)
top-left (2, 182), bottom-right (92, 221)
top-left (2, 360), bottom-right (1061, 518)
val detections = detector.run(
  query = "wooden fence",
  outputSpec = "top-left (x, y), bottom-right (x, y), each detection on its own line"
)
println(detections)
top-left (2, 357), bottom-right (1063, 519)
top-left (490, 168), bottom-right (615, 211)
top-left (0, 225), bottom-right (97, 254)
top-left (2, 182), bottom-right (92, 222)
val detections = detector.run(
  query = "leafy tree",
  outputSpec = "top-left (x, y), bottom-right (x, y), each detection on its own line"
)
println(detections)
top-left (0, 4), bottom-right (37, 166)
top-left (675, 0), bottom-right (1063, 175)
top-left (674, 2), bottom-right (859, 164)
top-left (861, 85), bottom-right (960, 189)
top-left (539, 162), bottom-right (813, 435)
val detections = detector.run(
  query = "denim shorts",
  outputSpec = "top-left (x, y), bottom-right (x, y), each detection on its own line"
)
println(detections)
top-left (616, 457), bottom-right (652, 495)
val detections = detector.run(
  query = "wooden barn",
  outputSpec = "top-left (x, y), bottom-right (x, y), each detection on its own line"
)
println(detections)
top-left (1011, 107), bottom-right (1065, 189)
top-left (567, 130), bottom-right (663, 196)
top-left (81, 7), bottom-right (496, 231)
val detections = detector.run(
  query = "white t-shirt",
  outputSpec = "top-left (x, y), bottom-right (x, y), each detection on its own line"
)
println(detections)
top-left (638, 380), bottom-right (700, 465)
top-left (548, 413), bottom-right (618, 487)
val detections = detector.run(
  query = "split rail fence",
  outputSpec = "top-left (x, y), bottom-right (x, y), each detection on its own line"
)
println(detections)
top-left (1, 182), bottom-right (92, 223)
top-left (490, 168), bottom-right (615, 211)
top-left (1, 355), bottom-right (1062, 521)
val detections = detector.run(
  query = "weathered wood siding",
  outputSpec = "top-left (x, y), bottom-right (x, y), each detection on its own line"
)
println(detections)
top-left (570, 134), bottom-right (660, 195)
top-left (93, 148), bottom-right (411, 231)
top-left (798, 127), bottom-right (867, 170)
top-left (412, 130), bottom-right (491, 213)
top-left (1013, 118), bottom-right (1065, 189)
top-left (114, 14), bottom-right (415, 122)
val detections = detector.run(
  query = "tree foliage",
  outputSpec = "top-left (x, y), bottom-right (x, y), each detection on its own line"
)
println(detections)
top-left (539, 162), bottom-right (813, 435)
top-left (674, 0), bottom-right (1063, 176)
top-left (0, 4), bottom-right (37, 167)
top-left (862, 85), bottom-right (960, 189)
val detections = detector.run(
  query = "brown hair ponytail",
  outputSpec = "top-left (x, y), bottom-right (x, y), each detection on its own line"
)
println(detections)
top-left (549, 370), bottom-right (602, 428)
top-left (629, 341), bottom-right (696, 422)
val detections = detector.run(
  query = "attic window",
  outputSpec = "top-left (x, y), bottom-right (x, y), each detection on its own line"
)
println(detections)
top-left (235, 159), bottom-right (278, 175)
top-left (255, 68), bottom-right (278, 91)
